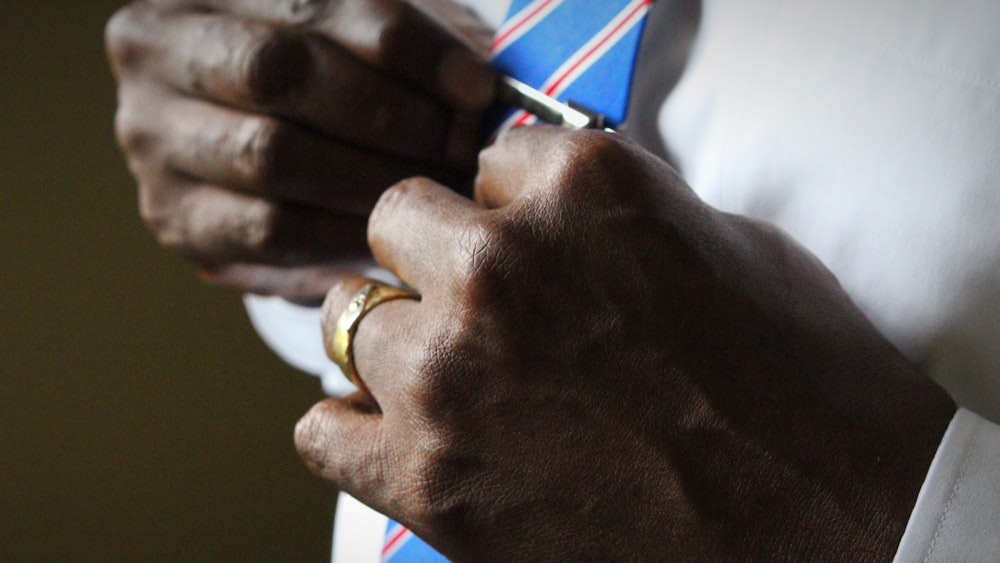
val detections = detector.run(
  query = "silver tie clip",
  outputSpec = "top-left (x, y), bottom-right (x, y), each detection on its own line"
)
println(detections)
top-left (496, 75), bottom-right (610, 131)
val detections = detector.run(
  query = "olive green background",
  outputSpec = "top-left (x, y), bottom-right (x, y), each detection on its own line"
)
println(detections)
top-left (1, 3), bottom-right (337, 560)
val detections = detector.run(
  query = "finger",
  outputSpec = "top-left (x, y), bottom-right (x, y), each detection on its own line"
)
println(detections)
top-left (198, 262), bottom-right (373, 299)
top-left (320, 277), bottom-right (420, 402)
top-left (156, 95), bottom-right (464, 214)
top-left (110, 4), bottom-right (470, 163)
top-left (474, 125), bottom-right (587, 209)
top-left (138, 177), bottom-right (369, 267)
top-left (367, 177), bottom-right (480, 293)
top-left (152, 0), bottom-right (497, 111)
top-left (295, 395), bottom-right (397, 507)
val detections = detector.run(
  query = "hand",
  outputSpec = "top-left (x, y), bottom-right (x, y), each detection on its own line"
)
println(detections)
top-left (295, 126), bottom-right (956, 561)
top-left (105, 0), bottom-right (496, 297)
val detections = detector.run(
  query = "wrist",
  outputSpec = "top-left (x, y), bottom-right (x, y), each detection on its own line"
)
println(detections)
top-left (752, 362), bottom-right (956, 560)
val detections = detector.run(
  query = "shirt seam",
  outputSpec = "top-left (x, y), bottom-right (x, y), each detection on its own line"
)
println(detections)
top-left (923, 418), bottom-right (980, 562)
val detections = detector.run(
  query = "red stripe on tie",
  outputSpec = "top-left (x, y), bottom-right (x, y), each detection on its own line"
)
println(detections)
top-left (544, 0), bottom-right (651, 97)
top-left (491, 0), bottom-right (559, 53)
top-left (381, 526), bottom-right (411, 558)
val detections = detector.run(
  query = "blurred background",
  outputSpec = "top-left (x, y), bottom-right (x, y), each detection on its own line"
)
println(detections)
top-left (1, 3), bottom-right (337, 560)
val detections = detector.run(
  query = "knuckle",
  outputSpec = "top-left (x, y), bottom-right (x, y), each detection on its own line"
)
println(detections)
top-left (367, 177), bottom-right (423, 242)
top-left (459, 218), bottom-right (522, 283)
top-left (559, 130), bottom-right (629, 185)
top-left (137, 185), bottom-right (184, 252)
top-left (449, 220), bottom-right (526, 330)
top-left (113, 104), bottom-right (153, 156)
top-left (137, 183), bottom-right (279, 261)
top-left (105, 3), bottom-right (152, 74)
top-left (564, 128), bottom-right (625, 161)
top-left (152, 229), bottom-right (187, 254)
top-left (404, 338), bottom-right (454, 401)
top-left (229, 199), bottom-right (280, 256)
top-left (242, 30), bottom-right (312, 107)
top-left (236, 118), bottom-right (286, 185)
top-left (136, 182), bottom-right (162, 226)
top-left (104, 6), bottom-right (132, 55)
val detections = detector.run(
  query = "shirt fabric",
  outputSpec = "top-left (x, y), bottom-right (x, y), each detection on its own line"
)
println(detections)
top-left (243, 0), bottom-right (1000, 559)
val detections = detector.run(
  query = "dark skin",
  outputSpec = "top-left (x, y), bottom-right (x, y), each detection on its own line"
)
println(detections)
top-left (303, 126), bottom-right (955, 561)
top-left (106, 0), bottom-right (495, 295)
top-left (107, 1), bottom-right (957, 559)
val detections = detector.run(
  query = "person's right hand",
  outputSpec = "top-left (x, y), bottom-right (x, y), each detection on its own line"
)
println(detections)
top-left (106, 0), bottom-right (497, 297)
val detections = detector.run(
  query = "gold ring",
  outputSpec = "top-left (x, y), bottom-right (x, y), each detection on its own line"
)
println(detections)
top-left (330, 282), bottom-right (416, 393)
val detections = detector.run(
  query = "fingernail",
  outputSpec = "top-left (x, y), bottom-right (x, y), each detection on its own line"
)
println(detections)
top-left (439, 50), bottom-right (496, 111)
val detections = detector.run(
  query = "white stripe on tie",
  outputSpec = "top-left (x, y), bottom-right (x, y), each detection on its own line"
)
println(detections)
top-left (491, 0), bottom-right (566, 56)
top-left (501, 0), bottom-right (652, 130)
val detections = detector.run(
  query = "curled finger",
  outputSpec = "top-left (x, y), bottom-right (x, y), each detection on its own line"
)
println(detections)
top-left (149, 0), bottom-right (497, 111)
top-left (155, 96), bottom-right (466, 214)
top-left (139, 179), bottom-right (369, 267)
top-left (107, 2), bottom-right (474, 163)
top-left (367, 176), bottom-right (481, 294)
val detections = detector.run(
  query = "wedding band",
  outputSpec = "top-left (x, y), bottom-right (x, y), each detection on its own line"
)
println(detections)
top-left (330, 282), bottom-right (416, 393)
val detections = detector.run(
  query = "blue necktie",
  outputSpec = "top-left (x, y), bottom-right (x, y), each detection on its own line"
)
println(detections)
top-left (381, 520), bottom-right (444, 562)
top-left (492, 0), bottom-right (653, 129)
top-left (382, 1), bottom-right (652, 560)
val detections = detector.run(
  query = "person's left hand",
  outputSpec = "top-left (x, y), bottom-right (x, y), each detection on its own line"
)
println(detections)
top-left (295, 126), bottom-right (955, 561)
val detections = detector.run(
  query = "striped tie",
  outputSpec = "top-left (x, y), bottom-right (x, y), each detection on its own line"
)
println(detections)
top-left (492, 0), bottom-right (654, 130)
top-left (381, 1), bottom-right (652, 560)
top-left (381, 520), bottom-right (443, 562)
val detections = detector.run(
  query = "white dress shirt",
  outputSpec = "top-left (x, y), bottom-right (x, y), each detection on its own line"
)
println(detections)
top-left (245, 0), bottom-right (1000, 559)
